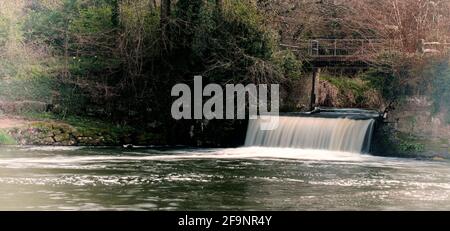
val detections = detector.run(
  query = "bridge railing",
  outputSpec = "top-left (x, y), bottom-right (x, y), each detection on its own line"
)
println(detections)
top-left (281, 39), bottom-right (401, 59)
top-left (421, 40), bottom-right (450, 54)
top-left (282, 39), bottom-right (450, 59)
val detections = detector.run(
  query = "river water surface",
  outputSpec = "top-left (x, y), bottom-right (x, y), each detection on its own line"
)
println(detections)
top-left (1, 146), bottom-right (450, 210)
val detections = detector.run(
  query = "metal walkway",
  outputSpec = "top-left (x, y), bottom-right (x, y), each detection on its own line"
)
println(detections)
top-left (281, 39), bottom-right (450, 62)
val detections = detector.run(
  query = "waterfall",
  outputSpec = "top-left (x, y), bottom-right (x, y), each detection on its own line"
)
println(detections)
top-left (245, 116), bottom-right (375, 153)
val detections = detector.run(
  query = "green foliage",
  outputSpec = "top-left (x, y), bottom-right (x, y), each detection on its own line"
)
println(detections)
top-left (363, 68), bottom-right (401, 101)
top-left (70, 7), bottom-right (114, 34)
top-left (322, 75), bottom-right (372, 106)
top-left (362, 52), bottom-right (425, 102)
top-left (0, 74), bottom-right (54, 102)
top-left (224, 1), bottom-right (276, 59)
top-left (166, 0), bottom-right (288, 85)
top-left (24, 9), bottom-right (65, 48)
top-left (399, 140), bottom-right (425, 153)
top-left (0, 1), bottom-right (58, 103)
top-left (324, 75), bottom-right (366, 93)
top-left (0, 130), bottom-right (16, 145)
top-left (272, 50), bottom-right (302, 79)
top-left (19, 0), bottom-right (123, 114)
top-left (1, 0), bottom-right (302, 146)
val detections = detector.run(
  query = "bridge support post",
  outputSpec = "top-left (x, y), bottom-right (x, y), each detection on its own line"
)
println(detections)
top-left (310, 68), bottom-right (320, 111)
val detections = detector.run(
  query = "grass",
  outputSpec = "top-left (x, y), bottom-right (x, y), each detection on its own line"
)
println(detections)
top-left (0, 130), bottom-right (17, 145)
top-left (322, 75), bottom-right (369, 97)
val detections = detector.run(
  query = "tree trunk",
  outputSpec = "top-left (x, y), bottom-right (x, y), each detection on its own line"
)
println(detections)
top-left (111, 0), bottom-right (120, 28)
top-left (161, 0), bottom-right (171, 25)
top-left (216, 0), bottom-right (223, 14)
top-left (149, 0), bottom-right (157, 11)
top-left (160, 0), bottom-right (171, 50)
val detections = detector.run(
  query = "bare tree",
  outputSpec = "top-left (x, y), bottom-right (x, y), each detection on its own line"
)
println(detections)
top-left (259, 0), bottom-right (450, 53)
top-left (343, 0), bottom-right (450, 52)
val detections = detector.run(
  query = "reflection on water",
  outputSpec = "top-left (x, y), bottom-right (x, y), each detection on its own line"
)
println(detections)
top-left (1, 146), bottom-right (450, 210)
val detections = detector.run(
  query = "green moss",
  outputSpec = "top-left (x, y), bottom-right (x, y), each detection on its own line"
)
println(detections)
top-left (26, 112), bottom-right (131, 132)
top-left (23, 112), bottom-right (134, 145)
top-left (6, 112), bottom-right (166, 146)
top-left (0, 130), bottom-right (17, 145)
top-left (396, 132), bottom-right (426, 153)
top-left (399, 141), bottom-right (425, 153)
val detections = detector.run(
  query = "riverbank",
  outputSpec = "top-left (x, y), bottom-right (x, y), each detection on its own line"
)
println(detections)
top-left (0, 113), bottom-right (164, 146)
top-left (0, 111), bottom-right (449, 161)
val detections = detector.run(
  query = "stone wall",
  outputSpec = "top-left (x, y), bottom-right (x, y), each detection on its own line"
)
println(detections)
top-left (387, 96), bottom-right (450, 158)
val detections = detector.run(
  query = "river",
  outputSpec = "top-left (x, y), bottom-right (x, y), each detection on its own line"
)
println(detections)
top-left (0, 146), bottom-right (450, 210)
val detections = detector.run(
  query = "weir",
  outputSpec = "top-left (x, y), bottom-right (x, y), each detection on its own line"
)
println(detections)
top-left (244, 108), bottom-right (380, 153)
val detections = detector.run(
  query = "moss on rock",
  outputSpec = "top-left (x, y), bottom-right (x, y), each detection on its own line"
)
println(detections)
top-left (3, 114), bottom-right (164, 146)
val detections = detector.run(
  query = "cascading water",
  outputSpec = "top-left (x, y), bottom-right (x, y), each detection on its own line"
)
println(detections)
top-left (245, 116), bottom-right (375, 153)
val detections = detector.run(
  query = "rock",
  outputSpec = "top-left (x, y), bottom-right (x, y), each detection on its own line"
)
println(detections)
top-left (41, 137), bottom-right (56, 145)
top-left (123, 144), bottom-right (134, 149)
top-left (2, 115), bottom-right (134, 146)
top-left (54, 133), bottom-right (70, 142)
top-left (51, 104), bottom-right (64, 114)
top-left (53, 129), bottom-right (63, 135)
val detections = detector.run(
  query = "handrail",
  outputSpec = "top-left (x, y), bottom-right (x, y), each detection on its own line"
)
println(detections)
top-left (280, 39), bottom-right (450, 58)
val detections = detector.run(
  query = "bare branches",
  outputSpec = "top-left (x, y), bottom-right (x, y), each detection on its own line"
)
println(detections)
top-left (343, 0), bottom-right (450, 52)
top-left (259, 0), bottom-right (450, 53)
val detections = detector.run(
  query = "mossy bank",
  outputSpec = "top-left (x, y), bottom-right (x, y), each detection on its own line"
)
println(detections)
top-left (0, 114), bottom-right (164, 146)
